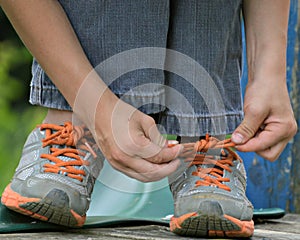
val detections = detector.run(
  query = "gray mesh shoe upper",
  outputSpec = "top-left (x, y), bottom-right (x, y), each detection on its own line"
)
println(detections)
top-left (169, 135), bottom-right (253, 221)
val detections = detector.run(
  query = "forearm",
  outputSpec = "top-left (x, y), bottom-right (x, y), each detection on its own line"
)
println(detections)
top-left (243, 0), bottom-right (290, 83)
top-left (0, 0), bottom-right (109, 115)
top-left (232, 0), bottom-right (296, 160)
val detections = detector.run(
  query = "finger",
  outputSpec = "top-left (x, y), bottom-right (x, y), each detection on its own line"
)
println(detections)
top-left (118, 114), bottom-right (167, 158)
top-left (130, 158), bottom-right (181, 182)
top-left (232, 108), bottom-right (267, 145)
top-left (147, 122), bottom-right (167, 148)
top-left (234, 125), bottom-right (284, 152)
top-left (234, 127), bottom-right (289, 161)
top-left (108, 156), bottom-right (181, 182)
top-left (145, 144), bottom-right (184, 164)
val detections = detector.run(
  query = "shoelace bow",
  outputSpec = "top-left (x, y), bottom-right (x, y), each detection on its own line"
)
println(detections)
top-left (40, 122), bottom-right (98, 182)
top-left (180, 134), bottom-right (241, 192)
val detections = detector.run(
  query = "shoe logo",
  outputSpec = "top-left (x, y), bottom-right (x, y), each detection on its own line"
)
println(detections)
top-left (234, 201), bottom-right (244, 210)
top-left (27, 178), bottom-right (38, 187)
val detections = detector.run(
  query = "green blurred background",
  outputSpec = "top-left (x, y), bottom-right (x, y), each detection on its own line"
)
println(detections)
top-left (0, 9), bottom-right (46, 192)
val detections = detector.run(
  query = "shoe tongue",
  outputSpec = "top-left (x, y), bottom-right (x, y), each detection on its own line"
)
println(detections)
top-left (57, 155), bottom-right (74, 162)
top-left (205, 148), bottom-right (222, 156)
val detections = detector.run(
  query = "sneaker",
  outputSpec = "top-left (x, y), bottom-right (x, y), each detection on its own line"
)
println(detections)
top-left (169, 134), bottom-right (254, 238)
top-left (1, 121), bottom-right (103, 227)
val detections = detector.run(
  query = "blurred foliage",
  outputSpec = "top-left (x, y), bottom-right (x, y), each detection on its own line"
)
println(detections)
top-left (0, 9), bottom-right (46, 193)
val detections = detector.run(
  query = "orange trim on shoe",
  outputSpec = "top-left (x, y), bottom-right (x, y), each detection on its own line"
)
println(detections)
top-left (1, 184), bottom-right (85, 227)
top-left (2, 184), bottom-right (41, 206)
top-left (170, 212), bottom-right (198, 231)
top-left (70, 209), bottom-right (86, 227)
top-left (222, 214), bottom-right (255, 238)
top-left (1, 184), bottom-right (47, 221)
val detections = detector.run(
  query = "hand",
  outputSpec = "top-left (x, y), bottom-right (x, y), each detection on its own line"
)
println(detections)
top-left (231, 78), bottom-right (297, 161)
top-left (88, 90), bottom-right (183, 182)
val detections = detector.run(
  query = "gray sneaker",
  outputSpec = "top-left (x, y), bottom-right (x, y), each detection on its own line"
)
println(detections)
top-left (1, 122), bottom-right (103, 227)
top-left (169, 135), bottom-right (254, 238)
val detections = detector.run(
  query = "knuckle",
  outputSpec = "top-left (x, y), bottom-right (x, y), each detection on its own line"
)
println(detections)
top-left (257, 151), bottom-right (278, 162)
top-left (147, 173), bottom-right (163, 182)
top-left (138, 172), bottom-right (156, 183)
top-left (141, 166), bottom-right (166, 182)
top-left (110, 149), bottom-right (126, 163)
top-left (266, 154), bottom-right (279, 162)
top-left (259, 142), bottom-right (268, 151)
top-left (281, 118), bottom-right (298, 139)
top-left (140, 177), bottom-right (153, 183)
top-left (245, 104), bottom-right (263, 117)
top-left (144, 115), bottom-right (156, 127)
top-left (150, 154), bottom-right (163, 164)
top-left (288, 119), bottom-right (298, 136)
top-left (239, 122), bottom-right (256, 137)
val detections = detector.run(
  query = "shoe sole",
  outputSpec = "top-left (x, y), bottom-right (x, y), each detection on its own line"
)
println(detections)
top-left (1, 184), bottom-right (85, 227)
top-left (170, 212), bottom-right (254, 238)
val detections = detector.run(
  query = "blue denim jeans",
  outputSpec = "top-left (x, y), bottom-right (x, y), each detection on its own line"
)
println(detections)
top-left (30, 0), bottom-right (243, 136)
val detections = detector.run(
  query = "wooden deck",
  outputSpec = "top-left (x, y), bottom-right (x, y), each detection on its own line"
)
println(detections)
top-left (1, 214), bottom-right (299, 240)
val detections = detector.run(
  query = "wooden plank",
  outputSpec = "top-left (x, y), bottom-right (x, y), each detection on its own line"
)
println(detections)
top-left (254, 214), bottom-right (300, 240)
top-left (1, 214), bottom-right (300, 240)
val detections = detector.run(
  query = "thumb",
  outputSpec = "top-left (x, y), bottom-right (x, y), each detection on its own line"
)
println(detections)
top-left (232, 113), bottom-right (263, 145)
top-left (142, 116), bottom-right (167, 148)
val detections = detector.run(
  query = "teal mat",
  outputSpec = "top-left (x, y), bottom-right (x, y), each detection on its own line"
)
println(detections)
top-left (0, 162), bottom-right (285, 233)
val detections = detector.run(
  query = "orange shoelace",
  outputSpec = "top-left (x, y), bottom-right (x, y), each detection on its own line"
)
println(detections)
top-left (39, 122), bottom-right (97, 182)
top-left (180, 134), bottom-right (240, 192)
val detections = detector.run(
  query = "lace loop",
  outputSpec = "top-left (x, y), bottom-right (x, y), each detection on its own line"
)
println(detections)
top-left (41, 122), bottom-right (85, 147)
top-left (39, 122), bottom-right (97, 182)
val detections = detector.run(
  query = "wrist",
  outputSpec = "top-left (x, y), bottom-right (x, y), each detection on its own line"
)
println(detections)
top-left (246, 47), bottom-right (287, 84)
top-left (73, 69), bottom-right (117, 128)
